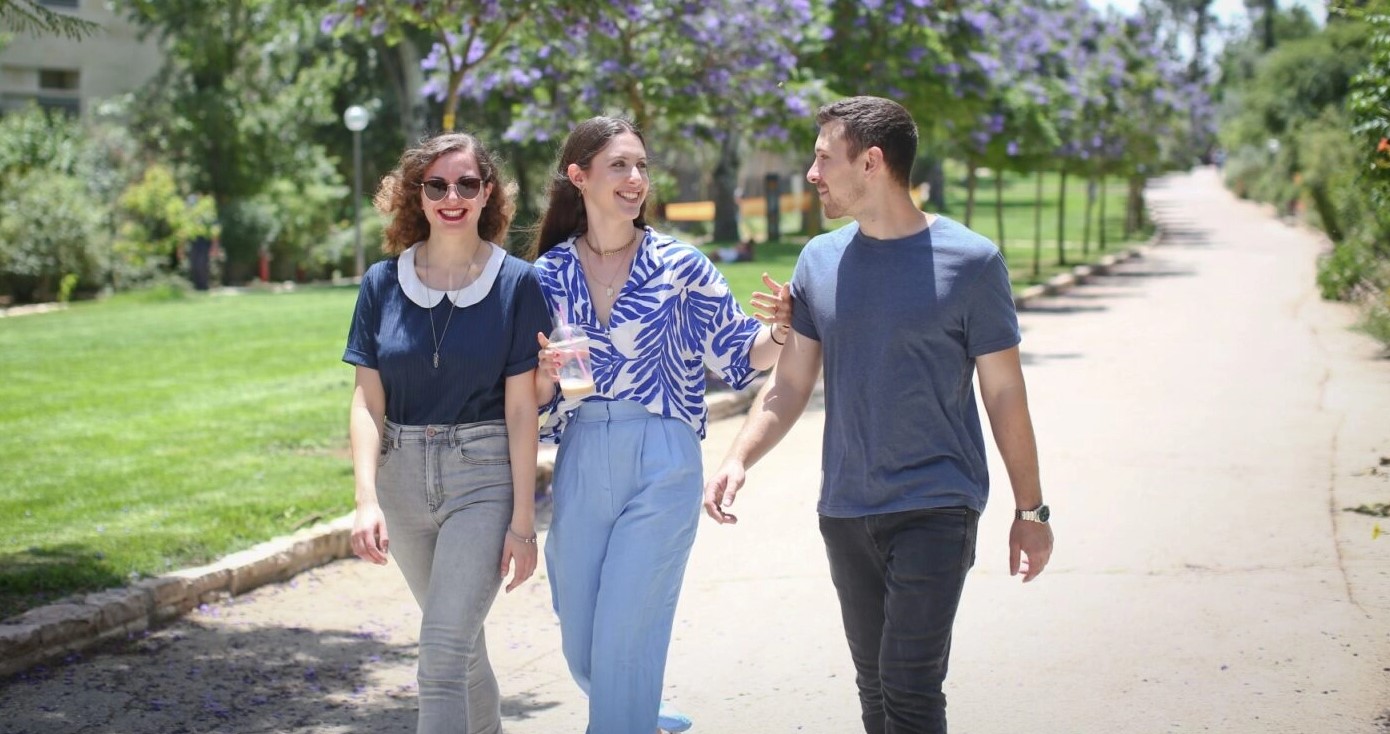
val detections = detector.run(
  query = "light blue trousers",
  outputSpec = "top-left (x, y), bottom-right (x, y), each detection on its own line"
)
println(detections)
top-left (377, 420), bottom-right (513, 734)
top-left (545, 400), bottom-right (703, 734)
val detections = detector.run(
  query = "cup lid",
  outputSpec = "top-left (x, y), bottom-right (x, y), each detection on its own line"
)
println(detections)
top-left (550, 323), bottom-right (588, 343)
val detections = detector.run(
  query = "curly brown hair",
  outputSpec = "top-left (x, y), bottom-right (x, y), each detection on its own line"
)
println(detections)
top-left (374, 132), bottom-right (514, 255)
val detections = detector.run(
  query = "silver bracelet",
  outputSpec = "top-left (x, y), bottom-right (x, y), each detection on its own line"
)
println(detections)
top-left (507, 527), bottom-right (538, 544)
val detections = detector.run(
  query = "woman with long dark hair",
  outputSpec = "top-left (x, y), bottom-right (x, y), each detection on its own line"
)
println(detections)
top-left (528, 117), bottom-right (789, 734)
top-left (343, 132), bottom-right (552, 734)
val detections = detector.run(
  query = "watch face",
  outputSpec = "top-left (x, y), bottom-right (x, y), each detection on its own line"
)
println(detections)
top-left (1037, 505), bottom-right (1050, 522)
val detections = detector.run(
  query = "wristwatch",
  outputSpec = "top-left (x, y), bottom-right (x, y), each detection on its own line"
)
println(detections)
top-left (1015, 504), bottom-right (1050, 523)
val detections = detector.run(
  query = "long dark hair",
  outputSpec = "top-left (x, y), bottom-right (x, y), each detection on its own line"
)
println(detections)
top-left (527, 116), bottom-right (649, 260)
top-left (374, 132), bottom-right (514, 255)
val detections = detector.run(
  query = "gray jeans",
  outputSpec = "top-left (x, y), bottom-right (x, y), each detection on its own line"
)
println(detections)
top-left (377, 420), bottom-right (514, 734)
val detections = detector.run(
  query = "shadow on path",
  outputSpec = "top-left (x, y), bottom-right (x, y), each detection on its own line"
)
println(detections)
top-left (0, 619), bottom-right (426, 734)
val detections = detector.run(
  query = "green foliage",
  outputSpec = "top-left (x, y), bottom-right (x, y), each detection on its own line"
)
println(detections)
top-left (1347, 6), bottom-right (1390, 212)
top-left (57, 273), bottom-right (78, 304)
top-left (124, 2), bottom-right (357, 282)
top-left (112, 165), bottom-right (217, 285)
top-left (1318, 237), bottom-right (1384, 300)
top-left (0, 104), bottom-right (85, 184)
top-left (1354, 287), bottom-right (1390, 351)
top-left (0, 172), bottom-right (109, 302)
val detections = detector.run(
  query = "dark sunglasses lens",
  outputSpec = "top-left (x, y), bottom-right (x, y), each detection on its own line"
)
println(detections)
top-left (458, 178), bottom-right (482, 199)
top-left (422, 180), bottom-right (448, 201)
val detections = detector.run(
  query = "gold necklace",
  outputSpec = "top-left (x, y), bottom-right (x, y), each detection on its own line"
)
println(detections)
top-left (582, 241), bottom-right (632, 300)
top-left (584, 226), bottom-right (639, 257)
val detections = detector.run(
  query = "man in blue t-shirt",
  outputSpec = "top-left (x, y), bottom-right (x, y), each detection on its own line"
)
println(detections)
top-left (704, 96), bottom-right (1054, 734)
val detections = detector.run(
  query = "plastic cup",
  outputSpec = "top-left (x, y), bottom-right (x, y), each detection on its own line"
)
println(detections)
top-left (549, 323), bottom-right (594, 401)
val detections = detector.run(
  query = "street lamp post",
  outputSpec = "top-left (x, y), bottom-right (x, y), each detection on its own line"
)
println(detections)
top-left (343, 105), bottom-right (370, 279)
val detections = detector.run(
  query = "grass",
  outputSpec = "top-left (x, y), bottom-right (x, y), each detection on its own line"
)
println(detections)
top-left (0, 287), bottom-right (359, 619)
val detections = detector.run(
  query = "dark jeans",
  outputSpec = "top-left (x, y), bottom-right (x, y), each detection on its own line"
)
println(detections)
top-left (820, 507), bottom-right (979, 734)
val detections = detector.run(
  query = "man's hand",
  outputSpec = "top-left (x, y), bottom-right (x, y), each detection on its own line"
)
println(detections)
top-left (703, 460), bottom-right (748, 524)
top-left (1009, 520), bottom-right (1053, 582)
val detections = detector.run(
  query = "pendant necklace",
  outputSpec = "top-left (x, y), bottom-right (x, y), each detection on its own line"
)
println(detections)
top-left (583, 228), bottom-right (639, 299)
top-left (424, 247), bottom-right (459, 369)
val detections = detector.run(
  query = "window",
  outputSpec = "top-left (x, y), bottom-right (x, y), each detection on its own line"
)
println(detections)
top-left (38, 69), bottom-right (79, 91)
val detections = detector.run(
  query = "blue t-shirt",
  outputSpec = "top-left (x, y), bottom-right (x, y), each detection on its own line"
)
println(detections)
top-left (790, 216), bottom-right (1020, 517)
top-left (343, 244), bottom-right (552, 426)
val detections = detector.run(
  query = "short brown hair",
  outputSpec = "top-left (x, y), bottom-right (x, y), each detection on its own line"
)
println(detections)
top-left (816, 96), bottom-right (918, 187)
top-left (374, 132), bottom-right (514, 255)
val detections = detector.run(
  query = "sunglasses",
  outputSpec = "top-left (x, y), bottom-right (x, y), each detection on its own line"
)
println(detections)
top-left (419, 176), bottom-right (484, 201)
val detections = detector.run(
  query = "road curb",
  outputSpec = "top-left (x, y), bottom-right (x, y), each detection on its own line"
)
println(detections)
top-left (0, 384), bottom-right (766, 679)
top-left (0, 236), bottom-right (1149, 678)
top-left (1013, 236), bottom-right (1155, 311)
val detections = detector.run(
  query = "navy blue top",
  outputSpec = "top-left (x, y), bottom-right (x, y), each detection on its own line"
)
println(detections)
top-left (791, 216), bottom-right (1021, 517)
top-left (343, 250), bottom-right (552, 426)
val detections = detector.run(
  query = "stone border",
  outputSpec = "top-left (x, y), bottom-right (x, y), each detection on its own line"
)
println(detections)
top-left (0, 238), bottom-right (1153, 678)
top-left (1013, 239), bottom-right (1154, 310)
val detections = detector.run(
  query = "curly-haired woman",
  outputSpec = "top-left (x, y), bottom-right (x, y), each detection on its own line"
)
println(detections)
top-left (343, 132), bottom-right (551, 734)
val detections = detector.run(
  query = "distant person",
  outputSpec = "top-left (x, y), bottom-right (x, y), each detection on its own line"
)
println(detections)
top-left (188, 234), bottom-right (212, 291)
top-left (527, 116), bottom-right (790, 734)
top-left (704, 96), bottom-right (1054, 734)
top-left (343, 132), bottom-right (551, 734)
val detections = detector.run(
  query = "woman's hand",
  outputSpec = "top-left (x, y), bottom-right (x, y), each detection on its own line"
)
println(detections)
top-left (500, 527), bottom-right (538, 592)
top-left (749, 272), bottom-right (791, 331)
top-left (351, 502), bottom-right (390, 565)
top-left (536, 332), bottom-right (564, 382)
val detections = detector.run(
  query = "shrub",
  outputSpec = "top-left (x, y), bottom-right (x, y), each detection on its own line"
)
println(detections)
top-left (1355, 287), bottom-right (1390, 352)
top-left (0, 172), bottom-right (109, 302)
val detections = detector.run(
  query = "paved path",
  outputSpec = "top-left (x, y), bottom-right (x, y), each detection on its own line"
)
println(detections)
top-left (2, 168), bottom-right (1387, 733)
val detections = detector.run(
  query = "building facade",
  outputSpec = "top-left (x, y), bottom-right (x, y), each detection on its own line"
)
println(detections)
top-left (0, 0), bottom-right (162, 116)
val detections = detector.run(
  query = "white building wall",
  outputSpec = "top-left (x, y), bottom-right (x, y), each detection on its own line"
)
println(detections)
top-left (0, 0), bottom-right (163, 116)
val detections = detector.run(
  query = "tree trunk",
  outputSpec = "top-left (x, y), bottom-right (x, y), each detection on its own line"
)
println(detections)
top-left (1126, 175), bottom-right (1145, 237)
top-left (994, 169), bottom-right (1006, 250)
top-left (1261, 0), bottom-right (1276, 51)
top-left (396, 38), bottom-right (428, 145)
top-left (1032, 170), bottom-right (1044, 278)
top-left (964, 164), bottom-right (978, 228)
top-left (925, 156), bottom-right (947, 213)
top-left (1056, 169), bottom-right (1068, 267)
top-left (711, 131), bottom-right (741, 243)
top-left (1099, 176), bottom-right (1109, 251)
top-left (804, 188), bottom-right (822, 237)
top-left (1082, 175), bottom-right (1097, 257)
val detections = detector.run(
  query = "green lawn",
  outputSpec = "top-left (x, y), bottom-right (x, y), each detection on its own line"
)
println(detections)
top-left (0, 287), bottom-right (359, 618)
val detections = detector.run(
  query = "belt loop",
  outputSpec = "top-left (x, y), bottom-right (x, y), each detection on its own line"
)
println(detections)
top-left (390, 422), bottom-right (401, 449)
top-left (449, 424), bottom-right (462, 449)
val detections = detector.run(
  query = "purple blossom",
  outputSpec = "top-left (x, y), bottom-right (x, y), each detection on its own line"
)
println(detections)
top-left (319, 14), bottom-right (343, 34)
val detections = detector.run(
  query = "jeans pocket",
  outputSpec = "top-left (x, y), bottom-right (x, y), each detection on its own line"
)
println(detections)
top-left (456, 430), bottom-right (510, 465)
top-left (377, 439), bottom-right (394, 468)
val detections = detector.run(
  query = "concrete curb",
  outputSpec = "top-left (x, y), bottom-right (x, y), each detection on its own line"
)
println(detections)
top-left (1013, 237), bottom-right (1156, 311)
top-left (0, 237), bottom-right (1148, 678)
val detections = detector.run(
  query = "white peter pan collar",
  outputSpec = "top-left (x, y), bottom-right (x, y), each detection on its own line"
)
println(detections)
top-left (398, 241), bottom-right (506, 308)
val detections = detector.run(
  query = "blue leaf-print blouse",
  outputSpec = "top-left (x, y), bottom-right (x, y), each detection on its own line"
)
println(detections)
top-left (534, 227), bottom-right (762, 443)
